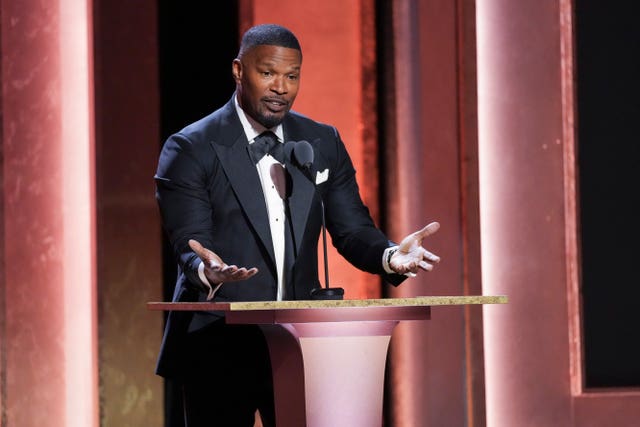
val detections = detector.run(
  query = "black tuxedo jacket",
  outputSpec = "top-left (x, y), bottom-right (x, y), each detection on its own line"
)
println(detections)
top-left (154, 96), bottom-right (403, 377)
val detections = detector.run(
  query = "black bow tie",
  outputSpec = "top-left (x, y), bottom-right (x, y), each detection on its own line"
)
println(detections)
top-left (249, 131), bottom-right (285, 164)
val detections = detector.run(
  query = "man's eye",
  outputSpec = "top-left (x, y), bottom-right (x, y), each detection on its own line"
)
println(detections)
top-left (261, 71), bottom-right (271, 77)
top-left (288, 74), bottom-right (298, 80)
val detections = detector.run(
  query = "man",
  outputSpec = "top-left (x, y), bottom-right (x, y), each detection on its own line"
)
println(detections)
top-left (155, 24), bottom-right (440, 426)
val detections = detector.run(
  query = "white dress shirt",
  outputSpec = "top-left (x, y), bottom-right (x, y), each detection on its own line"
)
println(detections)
top-left (198, 95), bottom-right (288, 300)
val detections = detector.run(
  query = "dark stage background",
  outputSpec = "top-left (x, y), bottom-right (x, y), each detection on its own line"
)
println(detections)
top-left (575, 0), bottom-right (640, 388)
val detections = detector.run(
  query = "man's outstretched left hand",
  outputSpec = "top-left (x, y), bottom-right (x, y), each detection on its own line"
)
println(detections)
top-left (389, 222), bottom-right (441, 275)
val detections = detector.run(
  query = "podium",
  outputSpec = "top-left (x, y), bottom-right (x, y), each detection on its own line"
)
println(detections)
top-left (148, 296), bottom-right (507, 427)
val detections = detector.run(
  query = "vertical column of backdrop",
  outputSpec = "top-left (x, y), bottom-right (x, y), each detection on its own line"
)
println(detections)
top-left (0, 1), bottom-right (5, 416)
top-left (1, 0), bottom-right (97, 425)
top-left (0, 2), bottom-right (6, 419)
top-left (93, 0), bottom-right (163, 425)
top-left (381, 0), bottom-right (477, 425)
top-left (477, 0), bottom-right (575, 425)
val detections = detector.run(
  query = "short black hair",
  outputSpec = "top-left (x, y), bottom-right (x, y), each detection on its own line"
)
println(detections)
top-left (237, 24), bottom-right (302, 58)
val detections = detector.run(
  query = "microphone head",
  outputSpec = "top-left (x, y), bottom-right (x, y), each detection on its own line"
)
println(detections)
top-left (294, 140), bottom-right (314, 169)
top-left (285, 140), bottom-right (314, 170)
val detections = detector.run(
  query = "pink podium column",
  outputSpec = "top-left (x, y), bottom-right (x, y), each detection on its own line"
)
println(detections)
top-left (267, 321), bottom-right (397, 427)
top-left (223, 303), bottom-right (433, 427)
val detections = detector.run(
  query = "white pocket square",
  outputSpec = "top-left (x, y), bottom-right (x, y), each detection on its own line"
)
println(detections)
top-left (315, 168), bottom-right (329, 185)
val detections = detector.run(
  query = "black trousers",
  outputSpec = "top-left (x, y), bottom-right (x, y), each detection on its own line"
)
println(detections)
top-left (179, 320), bottom-right (275, 427)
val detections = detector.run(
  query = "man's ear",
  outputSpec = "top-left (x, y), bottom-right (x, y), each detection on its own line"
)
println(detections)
top-left (232, 59), bottom-right (242, 84)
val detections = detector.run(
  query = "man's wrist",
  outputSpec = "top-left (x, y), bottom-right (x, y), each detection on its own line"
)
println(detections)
top-left (382, 246), bottom-right (399, 274)
top-left (382, 246), bottom-right (416, 277)
top-left (198, 261), bottom-right (223, 300)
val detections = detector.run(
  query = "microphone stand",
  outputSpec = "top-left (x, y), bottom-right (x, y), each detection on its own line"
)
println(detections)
top-left (286, 140), bottom-right (344, 300)
top-left (310, 198), bottom-right (344, 300)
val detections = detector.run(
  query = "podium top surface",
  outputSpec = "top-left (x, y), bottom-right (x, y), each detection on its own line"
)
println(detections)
top-left (147, 295), bottom-right (507, 312)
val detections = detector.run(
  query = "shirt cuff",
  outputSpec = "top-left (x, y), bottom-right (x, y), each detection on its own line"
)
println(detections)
top-left (198, 261), bottom-right (223, 300)
top-left (382, 246), bottom-right (398, 274)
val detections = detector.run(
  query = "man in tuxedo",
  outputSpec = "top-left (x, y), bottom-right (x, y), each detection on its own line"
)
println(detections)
top-left (155, 23), bottom-right (441, 426)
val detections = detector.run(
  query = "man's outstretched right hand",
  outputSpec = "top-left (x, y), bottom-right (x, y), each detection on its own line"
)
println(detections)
top-left (188, 239), bottom-right (258, 285)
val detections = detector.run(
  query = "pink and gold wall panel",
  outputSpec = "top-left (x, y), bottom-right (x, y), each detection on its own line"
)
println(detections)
top-left (1, 0), bottom-right (97, 425)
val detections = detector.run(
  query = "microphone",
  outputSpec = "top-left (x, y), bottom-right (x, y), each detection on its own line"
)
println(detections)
top-left (285, 140), bottom-right (344, 300)
top-left (285, 140), bottom-right (314, 170)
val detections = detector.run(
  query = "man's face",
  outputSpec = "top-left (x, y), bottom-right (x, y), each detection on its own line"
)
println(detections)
top-left (232, 45), bottom-right (301, 129)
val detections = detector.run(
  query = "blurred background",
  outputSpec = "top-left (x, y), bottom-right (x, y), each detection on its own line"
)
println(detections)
top-left (0, 0), bottom-right (638, 426)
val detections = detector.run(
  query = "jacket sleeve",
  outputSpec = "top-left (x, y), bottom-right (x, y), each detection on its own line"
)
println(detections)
top-left (155, 132), bottom-right (217, 292)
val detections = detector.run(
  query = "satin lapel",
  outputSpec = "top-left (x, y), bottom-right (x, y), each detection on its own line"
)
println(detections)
top-left (283, 115), bottom-right (318, 253)
top-left (211, 133), bottom-right (276, 268)
top-left (286, 160), bottom-right (315, 253)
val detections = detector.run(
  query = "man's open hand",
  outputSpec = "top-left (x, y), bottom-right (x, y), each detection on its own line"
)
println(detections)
top-left (389, 222), bottom-right (441, 275)
top-left (188, 239), bottom-right (258, 284)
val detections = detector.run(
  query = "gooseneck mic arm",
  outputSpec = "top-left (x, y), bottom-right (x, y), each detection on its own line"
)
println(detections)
top-left (286, 140), bottom-right (344, 300)
top-left (319, 197), bottom-right (330, 290)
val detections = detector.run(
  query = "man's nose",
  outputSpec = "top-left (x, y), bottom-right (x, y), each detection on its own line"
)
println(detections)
top-left (270, 76), bottom-right (287, 94)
